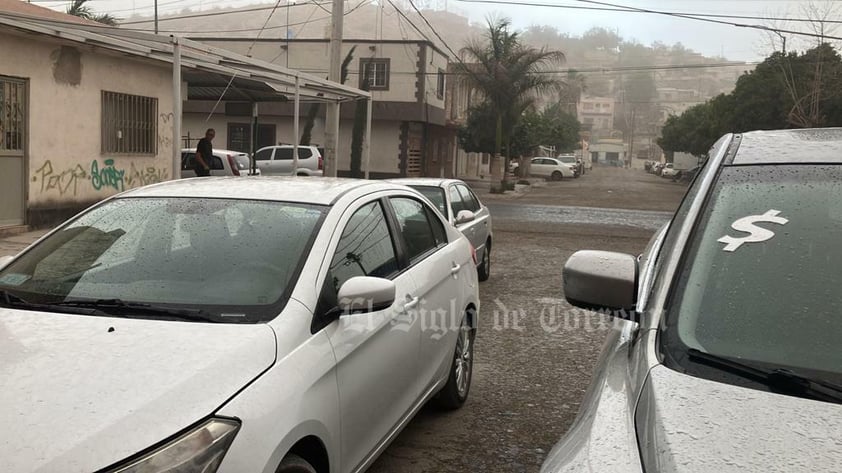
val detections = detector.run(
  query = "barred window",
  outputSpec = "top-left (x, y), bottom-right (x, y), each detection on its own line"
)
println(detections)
top-left (436, 69), bottom-right (445, 99)
top-left (101, 91), bottom-right (157, 154)
top-left (1, 78), bottom-right (26, 153)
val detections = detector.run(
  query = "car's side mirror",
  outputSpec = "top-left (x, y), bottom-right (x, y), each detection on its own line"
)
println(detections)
top-left (336, 276), bottom-right (396, 315)
top-left (0, 255), bottom-right (14, 271)
top-left (455, 210), bottom-right (476, 225)
top-left (563, 250), bottom-right (637, 319)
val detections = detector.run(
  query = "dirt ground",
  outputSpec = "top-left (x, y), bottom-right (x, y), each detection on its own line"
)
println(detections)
top-left (368, 167), bottom-right (686, 472)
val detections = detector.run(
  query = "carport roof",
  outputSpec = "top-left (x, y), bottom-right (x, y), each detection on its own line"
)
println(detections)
top-left (0, 10), bottom-right (370, 103)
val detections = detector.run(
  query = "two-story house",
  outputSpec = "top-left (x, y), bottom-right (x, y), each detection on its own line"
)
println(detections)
top-left (183, 38), bottom-right (452, 178)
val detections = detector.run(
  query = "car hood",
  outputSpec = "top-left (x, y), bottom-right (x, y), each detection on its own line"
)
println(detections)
top-left (0, 308), bottom-right (276, 473)
top-left (637, 364), bottom-right (842, 473)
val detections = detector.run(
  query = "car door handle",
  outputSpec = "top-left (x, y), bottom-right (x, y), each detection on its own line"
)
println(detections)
top-left (403, 296), bottom-right (420, 311)
top-left (451, 263), bottom-right (462, 275)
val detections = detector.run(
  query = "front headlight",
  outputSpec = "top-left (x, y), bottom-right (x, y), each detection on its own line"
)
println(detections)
top-left (107, 418), bottom-right (240, 473)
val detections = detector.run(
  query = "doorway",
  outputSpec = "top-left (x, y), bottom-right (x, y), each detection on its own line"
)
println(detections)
top-left (0, 77), bottom-right (26, 227)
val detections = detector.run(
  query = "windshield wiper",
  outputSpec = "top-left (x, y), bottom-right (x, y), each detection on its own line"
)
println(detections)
top-left (0, 289), bottom-right (104, 316)
top-left (687, 348), bottom-right (842, 404)
top-left (56, 298), bottom-right (221, 323)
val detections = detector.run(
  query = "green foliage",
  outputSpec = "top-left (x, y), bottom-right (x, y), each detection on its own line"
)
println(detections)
top-left (659, 43), bottom-right (842, 155)
top-left (67, 0), bottom-right (118, 25)
top-left (454, 17), bottom-right (564, 181)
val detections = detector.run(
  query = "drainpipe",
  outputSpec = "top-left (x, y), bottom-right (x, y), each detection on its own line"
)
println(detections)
top-left (171, 36), bottom-right (182, 181)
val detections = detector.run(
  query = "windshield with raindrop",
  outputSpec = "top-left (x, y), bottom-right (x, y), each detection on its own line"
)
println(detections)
top-left (0, 197), bottom-right (325, 322)
top-left (662, 164), bottom-right (842, 386)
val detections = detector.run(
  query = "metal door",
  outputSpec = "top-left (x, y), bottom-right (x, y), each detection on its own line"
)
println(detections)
top-left (0, 77), bottom-right (26, 227)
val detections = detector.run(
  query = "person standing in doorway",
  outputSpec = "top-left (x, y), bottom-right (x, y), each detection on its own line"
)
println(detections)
top-left (194, 128), bottom-right (215, 177)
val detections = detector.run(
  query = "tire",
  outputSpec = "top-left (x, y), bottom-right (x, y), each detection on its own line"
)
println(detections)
top-left (551, 171), bottom-right (563, 181)
top-left (278, 454), bottom-right (317, 473)
top-left (477, 242), bottom-right (491, 282)
top-left (434, 313), bottom-right (475, 410)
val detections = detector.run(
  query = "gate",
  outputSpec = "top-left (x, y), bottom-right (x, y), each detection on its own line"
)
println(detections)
top-left (0, 77), bottom-right (26, 227)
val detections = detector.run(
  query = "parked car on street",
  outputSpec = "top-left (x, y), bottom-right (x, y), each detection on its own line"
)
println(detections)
top-left (528, 157), bottom-right (576, 181)
top-left (254, 145), bottom-right (324, 176)
top-left (542, 128), bottom-right (842, 473)
top-left (556, 154), bottom-right (582, 178)
top-left (181, 148), bottom-right (258, 177)
top-left (0, 177), bottom-right (479, 473)
top-left (389, 178), bottom-right (493, 281)
top-left (651, 162), bottom-right (665, 175)
top-left (660, 162), bottom-right (679, 178)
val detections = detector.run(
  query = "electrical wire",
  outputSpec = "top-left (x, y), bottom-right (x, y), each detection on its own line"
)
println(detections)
top-left (120, 1), bottom-right (323, 25)
top-left (247, 0), bottom-right (285, 56)
top-left (454, 0), bottom-right (842, 25)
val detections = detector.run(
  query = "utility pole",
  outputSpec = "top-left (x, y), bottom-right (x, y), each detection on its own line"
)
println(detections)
top-left (154, 0), bottom-right (158, 34)
top-left (628, 108), bottom-right (636, 168)
top-left (323, 0), bottom-right (344, 177)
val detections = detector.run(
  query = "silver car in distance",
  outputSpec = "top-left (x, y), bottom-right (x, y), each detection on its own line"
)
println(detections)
top-left (0, 177), bottom-right (479, 473)
top-left (542, 129), bottom-right (842, 473)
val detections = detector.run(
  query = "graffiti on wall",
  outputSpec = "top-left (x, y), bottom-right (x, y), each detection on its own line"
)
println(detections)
top-left (158, 112), bottom-right (174, 150)
top-left (32, 159), bottom-right (170, 197)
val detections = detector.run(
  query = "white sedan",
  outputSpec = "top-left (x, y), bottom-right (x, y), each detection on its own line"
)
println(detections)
top-left (0, 177), bottom-right (479, 473)
top-left (528, 157), bottom-right (576, 181)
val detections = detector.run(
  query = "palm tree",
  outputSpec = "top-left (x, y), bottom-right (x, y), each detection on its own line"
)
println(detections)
top-left (67, 0), bottom-right (119, 26)
top-left (454, 17), bottom-right (564, 191)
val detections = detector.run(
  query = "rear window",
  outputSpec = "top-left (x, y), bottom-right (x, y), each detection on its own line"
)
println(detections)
top-left (409, 185), bottom-right (447, 217)
top-left (662, 165), bottom-right (842, 382)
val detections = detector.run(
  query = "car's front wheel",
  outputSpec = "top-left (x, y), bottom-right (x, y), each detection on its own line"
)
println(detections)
top-left (278, 454), bottom-right (317, 473)
top-left (435, 312), bottom-right (475, 409)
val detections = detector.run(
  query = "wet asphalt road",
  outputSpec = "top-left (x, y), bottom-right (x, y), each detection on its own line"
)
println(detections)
top-left (368, 168), bottom-right (687, 472)
top-left (486, 202), bottom-right (672, 231)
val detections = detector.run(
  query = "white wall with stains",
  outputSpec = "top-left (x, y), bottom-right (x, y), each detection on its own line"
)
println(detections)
top-left (0, 30), bottom-right (174, 211)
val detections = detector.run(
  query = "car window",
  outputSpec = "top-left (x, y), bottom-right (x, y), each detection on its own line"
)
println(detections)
top-left (210, 156), bottom-right (224, 170)
top-left (457, 185), bottom-right (480, 212)
top-left (410, 185), bottom-right (447, 217)
top-left (449, 185), bottom-right (467, 216)
top-left (276, 148), bottom-right (294, 160)
top-left (531, 158), bottom-right (541, 165)
top-left (181, 153), bottom-right (195, 170)
top-left (328, 201), bottom-right (399, 293)
top-left (662, 165), bottom-right (842, 390)
top-left (390, 197), bottom-right (440, 263)
top-left (298, 148), bottom-right (313, 159)
top-left (255, 148), bottom-right (273, 161)
top-left (426, 206), bottom-right (448, 246)
top-left (0, 198), bottom-right (326, 322)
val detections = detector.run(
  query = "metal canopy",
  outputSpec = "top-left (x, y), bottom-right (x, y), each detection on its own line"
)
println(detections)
top-left (0, 11), bottom-right (370, 104)
top-left (0, 10), bottom-right (376, 179)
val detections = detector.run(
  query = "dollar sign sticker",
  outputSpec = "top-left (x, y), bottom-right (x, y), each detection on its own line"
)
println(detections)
top-left (718, 209), bottom-right (789, 252)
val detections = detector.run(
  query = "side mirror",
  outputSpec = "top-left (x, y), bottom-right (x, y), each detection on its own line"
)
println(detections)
top-left (455, 210), bottom-right (476, 225)
top-left (563, 250), bottom-right (637, 316)
top-left (336, 276), bottom-right (396, 315)
top-left (0, 255), bottom-right (13, 271)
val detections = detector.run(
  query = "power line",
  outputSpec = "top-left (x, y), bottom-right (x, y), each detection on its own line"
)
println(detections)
top-left (405, 0), bottom-right (461, 60)
top-left (455, 0), bottom-right (842, 25)
top-left (247, 0), bottom-right (285, 56)
top-left (120, 1), bottom-right (322, 25)
top-left (565, 0), bottom-right (842, 42)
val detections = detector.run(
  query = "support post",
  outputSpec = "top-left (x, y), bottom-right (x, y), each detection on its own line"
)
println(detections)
top-left (171, 36), bottom-right (182, 181)
top-left (364, 97), bottom-right (372, 179)
top-left (251, 102), bottom-right (258, 174)
top-left (293, 76), bottom-right (300, 176)
top-left (324, 0), bottom-right (344, 177)
top-left (154, 0), bottom-right (159, 34)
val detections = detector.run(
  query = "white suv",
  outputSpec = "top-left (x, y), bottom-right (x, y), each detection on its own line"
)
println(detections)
top-left (180, 148), bottom-right (259, 177)
top-left (254, 145), bottom-right (324, 176)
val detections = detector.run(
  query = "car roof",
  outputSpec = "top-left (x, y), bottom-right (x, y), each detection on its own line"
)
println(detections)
top-left (387, 178), bottom-right (465, 188)
top-left (181, 148), bottom-right (247, 156)
top-left (731, 128), bottom-right (842, 165)
top-left (119, 177), bottom-right (401, 205)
